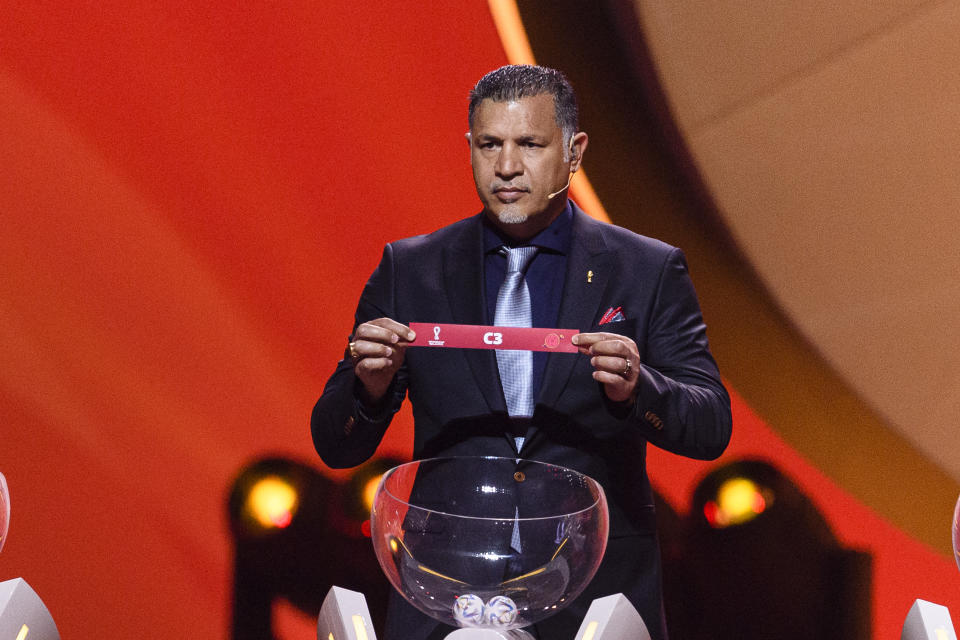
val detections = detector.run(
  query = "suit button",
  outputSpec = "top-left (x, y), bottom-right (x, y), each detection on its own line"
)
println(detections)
top-left (643, 410), bottom-right (664, 430)
top-left (514, 471), bottom-right (525, 482)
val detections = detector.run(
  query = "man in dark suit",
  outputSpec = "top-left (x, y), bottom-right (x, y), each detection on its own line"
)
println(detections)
top-left (312, 65), bottom-right (731, 640)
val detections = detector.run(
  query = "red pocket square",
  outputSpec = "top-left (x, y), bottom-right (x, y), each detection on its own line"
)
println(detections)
top-left (599, 306), bottom-right (625, 325)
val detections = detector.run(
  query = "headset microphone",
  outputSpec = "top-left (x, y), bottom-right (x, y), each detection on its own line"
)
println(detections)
top-left (546, 173), bottom-right (573, 200)
top-left (547, 137), bottom-right (578, 200)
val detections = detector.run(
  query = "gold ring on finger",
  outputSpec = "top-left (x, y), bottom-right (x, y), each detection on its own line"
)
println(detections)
top-left (622, 358), bottom-right (632, 376)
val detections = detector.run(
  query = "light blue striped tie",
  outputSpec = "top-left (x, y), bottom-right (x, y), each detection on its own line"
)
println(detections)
top-left (495, 246), bottom-right (537, 555)
top-left (495, 246), bottom-right (538, 422)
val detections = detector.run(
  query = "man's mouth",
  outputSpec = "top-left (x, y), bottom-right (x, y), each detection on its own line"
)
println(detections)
top-left (493, 186), bottom-right (527, 203)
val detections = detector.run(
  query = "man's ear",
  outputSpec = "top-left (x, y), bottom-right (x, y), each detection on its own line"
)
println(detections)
top-left (465, 132), bottom-right (473, 164)
top-left (569, 131), bottom-right (588, 173)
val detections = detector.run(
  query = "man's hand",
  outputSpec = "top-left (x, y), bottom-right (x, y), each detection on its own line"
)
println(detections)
top-left (348, 318), bottom-right (416, 404)
top-left (572, 332), bottom-right (640, 404)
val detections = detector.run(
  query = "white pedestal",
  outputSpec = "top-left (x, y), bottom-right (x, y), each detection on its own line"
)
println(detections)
top-left (446, 629), bottom-right (535, 639)
top-left (316, 586), bottom-right (650, 640)
top-left (0, 578), bottom-right (60, 640)
top-left (902, 599), bottom-right (957, 640)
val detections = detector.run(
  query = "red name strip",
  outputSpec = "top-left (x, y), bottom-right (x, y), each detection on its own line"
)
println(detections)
top-left (408, 322), bottom-right (579, 353)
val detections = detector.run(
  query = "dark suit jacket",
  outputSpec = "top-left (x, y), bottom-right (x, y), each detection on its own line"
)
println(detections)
top-left (312, 204), bottom-right (732, 639)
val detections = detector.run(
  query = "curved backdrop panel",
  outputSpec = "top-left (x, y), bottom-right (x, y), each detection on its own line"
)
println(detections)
top-left (1, 2), bottom-right (958, 638)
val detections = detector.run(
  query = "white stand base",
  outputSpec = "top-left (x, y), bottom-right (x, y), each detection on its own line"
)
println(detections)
top-left (446, 629), bottom-right (535, 639)
top-left (316, 586), bottom-right (650, 640)
top-left (0, 578), bottom-right (60, 640)
top-left (574, 593), bottom-right (650, 640)
top-left (902, 599), bottom-right (957, 640)
top-left (317, 586), bottom-right (378, 640)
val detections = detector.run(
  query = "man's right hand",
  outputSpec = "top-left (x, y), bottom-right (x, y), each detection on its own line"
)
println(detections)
top-left (348, 318), bottom-right (416, 404)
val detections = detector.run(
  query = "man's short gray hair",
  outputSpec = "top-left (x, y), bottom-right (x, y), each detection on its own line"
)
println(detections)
top-left (468, 65), bottom-right (579, 155)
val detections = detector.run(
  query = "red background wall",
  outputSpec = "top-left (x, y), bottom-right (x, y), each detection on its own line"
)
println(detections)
top-left (1, 3), bottom-right (957, 638)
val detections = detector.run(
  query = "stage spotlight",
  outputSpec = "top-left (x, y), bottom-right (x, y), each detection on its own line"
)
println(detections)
top-left (677, 459), bottom-right (872, 640)
top-left (245, 475), bottom-right (298, 530)
top-left (228, 458), bottom-right (314, 540)
top-left (702, 475), bottom-right (771, 528)
top-left (227, 456), bottom-right (402, 640)
top-left (343, 458), bottom-right (399, 524)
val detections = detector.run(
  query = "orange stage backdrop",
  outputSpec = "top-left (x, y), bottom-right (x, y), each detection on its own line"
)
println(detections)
top-left (1, 3), bottom-right (958, 638)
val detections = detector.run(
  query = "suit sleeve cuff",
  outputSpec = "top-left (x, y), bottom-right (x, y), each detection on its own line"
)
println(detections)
top-left (353, 378), bottom-right (397, 423)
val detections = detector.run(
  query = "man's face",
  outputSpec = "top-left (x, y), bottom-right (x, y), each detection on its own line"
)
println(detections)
top-left (468, 93), bottom-right (580, 239)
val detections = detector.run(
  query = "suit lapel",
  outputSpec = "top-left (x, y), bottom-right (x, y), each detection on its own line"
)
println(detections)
top-left (438, 208), bottom-right (611, 431)
top-left (442, 215), bottom-right (506, 413)
top-left (537, 207), bottom-right (612, 410)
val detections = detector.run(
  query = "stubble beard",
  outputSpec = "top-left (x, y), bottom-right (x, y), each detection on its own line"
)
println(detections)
top-left (493, 207), bottom-right (529, 225)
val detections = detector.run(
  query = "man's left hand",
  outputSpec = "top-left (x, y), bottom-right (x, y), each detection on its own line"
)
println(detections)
top-left (572, 332), bottom-right (640, 404)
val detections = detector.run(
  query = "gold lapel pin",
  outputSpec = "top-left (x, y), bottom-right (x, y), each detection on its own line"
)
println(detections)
top-left (587, 270), bottom-right (593, 283)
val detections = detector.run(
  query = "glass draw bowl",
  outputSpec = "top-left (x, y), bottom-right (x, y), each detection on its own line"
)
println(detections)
top-left (0, 472), bottom-right (9, 553)
top-left (370, 456), bottom-right (609, 631)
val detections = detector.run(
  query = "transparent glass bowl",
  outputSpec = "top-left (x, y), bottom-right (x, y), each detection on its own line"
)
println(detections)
top-left (0, 472), bottom-right (9, 553)
top-left (370, 457), bottom-right (608, 631)
top-left (953, 494), bottom-right (959, 572)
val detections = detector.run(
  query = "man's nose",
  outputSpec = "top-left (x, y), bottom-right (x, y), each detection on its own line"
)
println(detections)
top-left (495, 145), bottom-right (523, 178)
